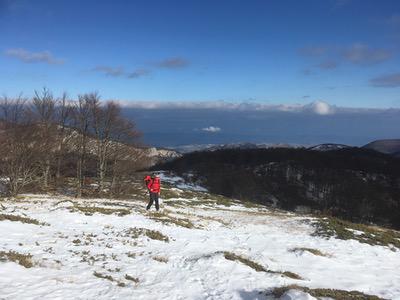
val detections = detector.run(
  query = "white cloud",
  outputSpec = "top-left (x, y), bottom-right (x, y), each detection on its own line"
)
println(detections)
top-left (202, 126), bottom-right (221, 133)
top-left (118, 100), bottom-right (340, 115)
top-left (4, 48), bottom-right (64, 65)
top-left (306, 101), bottom-right (336, 115)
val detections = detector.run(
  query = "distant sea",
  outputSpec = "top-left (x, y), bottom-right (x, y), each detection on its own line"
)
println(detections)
top-left (122, 107), bottom-right (400, 148)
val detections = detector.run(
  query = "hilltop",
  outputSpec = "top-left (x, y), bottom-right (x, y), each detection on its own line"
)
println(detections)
top-left (363, 139), bottom-right (400, 156)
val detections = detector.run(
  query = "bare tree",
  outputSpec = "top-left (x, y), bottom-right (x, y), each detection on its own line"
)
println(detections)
top-left (89, 98), bottom-right (128, 193)
top-left (0, 96), bottom-right (39, 196)
top-left (71, 93), bottom-right (140, 197)
top-left (55, 92), bottom-right (74, 182)
top-left (31, 88), bottom-right (57, 189)
top-left (72, 93), bottom-right (93, 197)
top-left (0, 89), bottom-right (143, 197)
top-left (108, 117), bottom-right (141, 195)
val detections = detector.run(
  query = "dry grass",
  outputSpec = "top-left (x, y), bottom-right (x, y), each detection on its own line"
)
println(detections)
top-left (125, 227), bottom-right (169, 242)
top-left (0, 251), bottom-right (34, 268)
top-left (0, 213), bottom-right (48, 226)
top-left (93, 271), bottom-right (126, 287)
top-left (223, 251), bottom-right (303, 280)
top-left (126, 252), bottom-right (136, 258)
top-left (198, 215), bottom-right (231, 226)
top-left (149, 212), bottom-right (195, 229)
top-left (152, 256), bottom-right (168, 263)
top-left (145, 230), bottom-right (169, 242)
top-left (223, 252), bottom-right (266, 272)
top-left (271, 284), bottom-right (385, 300)
top-left (93, 271), bottom-right (114, 281)
top-left (312, 217), bottom-right (400, 250)
top-left (73, 205), bottom-right (130, 217)
top-left (280, 271), bottom-right (303, 280)
top-left (125, 274), bottom-right (139, 283)
top-left (289, 247), bottom-right (328, 257)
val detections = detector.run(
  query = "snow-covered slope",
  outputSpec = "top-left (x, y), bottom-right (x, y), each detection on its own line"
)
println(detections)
top-left (0, 175), bottom-right (399, 300)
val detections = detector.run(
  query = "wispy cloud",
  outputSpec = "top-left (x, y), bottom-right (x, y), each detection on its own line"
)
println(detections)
top-left (317, 60), bottom-right (338, 70)
top-left (202, 126), bottom-right (221, 133)
top-left (342, 43), bottom-right (392, 65)
top-left (386, 13), bottom-right (400, 26)
top-left (302, 68), bottom-right (315, 76)
top-left (370, 72), bottom-right (400, 88)
top-left (127, 68), bottom-right (150, 79)
top-left (299, 43), bottom-right (393, 75)
top-left (4, 48), bottom-right (64, 65)
top-left (91, 56), bottom-right (188, 80)
top-left (92, 66), bottom-right (124, 77)
top-left (298, 46), bottom-right (327, 57)
top-left (92, 66), bottom-right (150, 79)
top-left (155, 57), bottom-right (189, 69)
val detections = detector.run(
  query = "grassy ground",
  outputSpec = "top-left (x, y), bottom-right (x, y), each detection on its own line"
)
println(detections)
top-left (0, 251), bottom-right (34, 268)
top-left (1, 174), bottom-right (398, 299)
top-left (289, 247), bottom-right (328, 257)
top-left (152, 256), bottom-right (168, 263)
top-left (71, 205), bottom-right (131, 217)
top-left (0, 213), bottom-right (48, 226)
top-left (270, 284), bottom-right (385, 300)
top-left (223, 251), bottom-right (303, 280)
top-left (125, 227), bottom-right (169, 242)
top-left (124, 274), bottom-right (139, 283)
top-left (149, 211), bottom-right (196, 229)
top-left (312, 216), bottom-right (400, 250)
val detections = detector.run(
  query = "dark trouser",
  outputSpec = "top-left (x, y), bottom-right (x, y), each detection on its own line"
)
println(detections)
top-left (146, 192), bottom-right (159, 211)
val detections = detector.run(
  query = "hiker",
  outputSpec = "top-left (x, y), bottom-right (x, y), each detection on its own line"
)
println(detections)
top-left (145, 173), bottom-right (161, 211)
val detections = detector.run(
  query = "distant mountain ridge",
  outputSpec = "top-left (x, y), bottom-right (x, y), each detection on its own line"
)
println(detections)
top-left (169, 143), bottom-right (303, 153)
top-left (169, 140), bottom-right (400, 157)
top-left (363, 139), bottom-right (400, 156)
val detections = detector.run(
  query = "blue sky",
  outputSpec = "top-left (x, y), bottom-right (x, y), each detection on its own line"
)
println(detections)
top-left (0, 0), bottom-right (400, 109)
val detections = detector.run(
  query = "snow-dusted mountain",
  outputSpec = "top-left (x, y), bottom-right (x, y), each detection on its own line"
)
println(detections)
top-left (169, 143), bottom-right (302, 153)
top-left (141, 147), bottom-right (181, 164)
top-left (307, 143), bottom-right (352, 151)
top-left (0, 173), bottom-right (399, 299)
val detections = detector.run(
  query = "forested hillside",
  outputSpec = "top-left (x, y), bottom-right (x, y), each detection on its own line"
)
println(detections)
top-left (157, 147), bottom-right (400, 229)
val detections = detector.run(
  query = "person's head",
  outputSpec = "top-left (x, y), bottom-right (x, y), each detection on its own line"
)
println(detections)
top-left (151, 173), bottom-right (157, 179)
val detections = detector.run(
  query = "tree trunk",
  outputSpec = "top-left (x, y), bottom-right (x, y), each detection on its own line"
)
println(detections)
top-left (110, 158), bottom-right (118, 195)
top-left (77, 156), bottom-right (83, 197)
top-left (44, 159), bottom-right (50, 189)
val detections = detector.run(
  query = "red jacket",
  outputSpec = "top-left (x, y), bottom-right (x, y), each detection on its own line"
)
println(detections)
top-left (144, 176), bottom-right (160, 193)
top-left (150, 177), bottom-right (161, 193)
